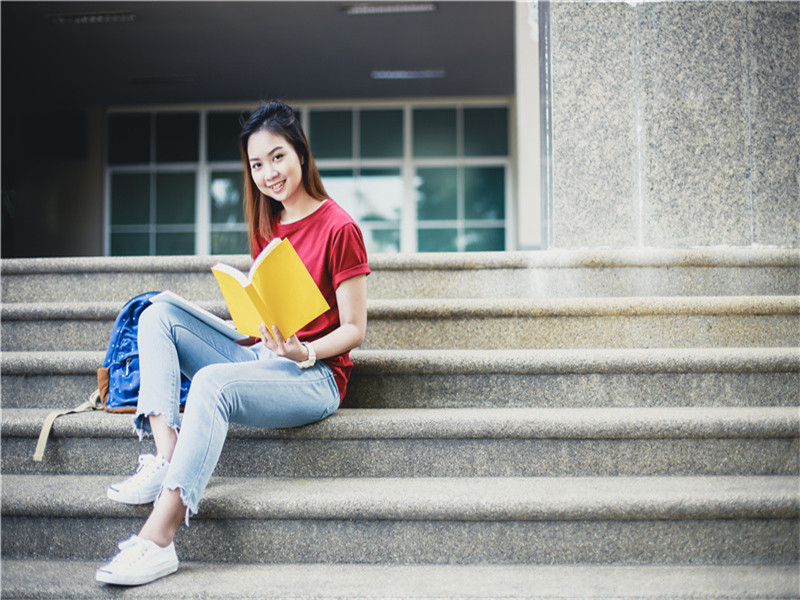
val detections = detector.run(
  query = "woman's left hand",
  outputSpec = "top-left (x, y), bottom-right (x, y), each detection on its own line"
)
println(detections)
top-left (258, 323), bottom-right (307, 362)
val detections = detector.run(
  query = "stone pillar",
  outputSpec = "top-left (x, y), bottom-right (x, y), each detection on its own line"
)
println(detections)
top-left (546, 1), bottom-right (799, 249)
top-left (515, 1), bottom-right (543, 249)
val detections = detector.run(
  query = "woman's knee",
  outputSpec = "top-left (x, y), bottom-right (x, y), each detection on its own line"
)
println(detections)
top-left (185, 364), bottom-right (233, 413)
top-left (139, 302), bottom-right (181, 332)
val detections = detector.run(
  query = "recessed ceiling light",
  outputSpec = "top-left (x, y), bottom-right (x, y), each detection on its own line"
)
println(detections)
top-left (129, 75), bottom-right (198, 86)
top-left (48, 11), bottom-right (136, 25)
top-left (371, 69), bottom-right (446, 80)
top-left (343, 3), bottom-right (436, 16)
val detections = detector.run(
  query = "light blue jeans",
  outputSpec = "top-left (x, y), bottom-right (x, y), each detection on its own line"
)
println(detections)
top-left (133, 302), bottom-right (340, 518)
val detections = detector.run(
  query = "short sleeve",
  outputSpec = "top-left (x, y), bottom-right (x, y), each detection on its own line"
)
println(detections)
top-left (329, 222), bottom-right (371, 289)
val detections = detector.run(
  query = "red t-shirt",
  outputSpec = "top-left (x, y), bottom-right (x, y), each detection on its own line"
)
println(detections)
top-left (254, 199), bottom-right (370, 402)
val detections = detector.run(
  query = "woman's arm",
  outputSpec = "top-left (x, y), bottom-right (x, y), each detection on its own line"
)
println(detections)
top-left (259, 274), bottom-right (367, 362)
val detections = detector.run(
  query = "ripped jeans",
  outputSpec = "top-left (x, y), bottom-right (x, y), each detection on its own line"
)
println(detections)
top-left (133, 302), bottom-right (340, 518)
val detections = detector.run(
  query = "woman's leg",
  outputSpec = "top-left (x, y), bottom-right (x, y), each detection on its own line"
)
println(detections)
top-left (143, 355), bottom-right (340, 541)
top-left (98, 358), bottom-right (338, 584)
top-left (108, 302), bottom-right (261, 505)
top-left (167, 354), bottom-right (339, 518)
top-left (98, 333), bottom-right (339, 586)
top-left (134, 302), bottom-right (261, 442)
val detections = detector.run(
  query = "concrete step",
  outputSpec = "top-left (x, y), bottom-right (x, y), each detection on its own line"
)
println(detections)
top-left (3, 296), bottom-right (798, 352)
top-left (2, 348), bottom-right (797, 410)
top-left (2, 248), bottom-right (798, 303)
top-left (5, 407), bottom-right (797, 477)
top-left (2, 474), bottom-right (798, 564)
top-left (2, 560), bottom-right (798, 599)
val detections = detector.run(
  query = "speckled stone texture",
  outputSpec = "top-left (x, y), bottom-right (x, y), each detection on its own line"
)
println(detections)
top-left (3, 561), bottom-right (799, 600)
top-left (4, 296), bottom-right (799, 351)
top-left (2, 475), bottom-right (798, 564)
top-left (3, 249), bottom-right (798, 304)
top-left (750, 2), bottom-right (800, 246)
top-left (550, 1), bottom-right (638, 248)
top-left (548, 1), bottom-right (799, 248)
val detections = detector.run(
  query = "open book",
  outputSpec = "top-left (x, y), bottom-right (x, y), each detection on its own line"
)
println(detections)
top-left (210, 237), bottom-right (330, 339)
top-left (149, 291), bottom-right (247, 341)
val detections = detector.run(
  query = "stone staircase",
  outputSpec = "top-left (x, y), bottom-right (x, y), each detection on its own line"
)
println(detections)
top-left (1, 248), bottom-right (799, 599)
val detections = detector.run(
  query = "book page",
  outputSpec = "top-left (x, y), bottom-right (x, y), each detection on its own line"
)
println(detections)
top-left (248, 237), bottom-right (283, 281)
top-left (249, 239), bottom-right (330, 339)
top-left (211, 267), bottom-right (274, 337)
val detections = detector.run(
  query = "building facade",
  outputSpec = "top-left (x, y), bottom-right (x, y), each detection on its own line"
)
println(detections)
top-left (2, 1), bottom-right (797, 258)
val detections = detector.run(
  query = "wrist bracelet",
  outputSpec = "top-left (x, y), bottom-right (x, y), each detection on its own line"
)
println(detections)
top-left (296, 341), bottom-right (316, 369)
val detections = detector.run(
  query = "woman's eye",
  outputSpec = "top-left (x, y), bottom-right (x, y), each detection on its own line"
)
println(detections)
top-left (273, 153), bottom-right (283, 161)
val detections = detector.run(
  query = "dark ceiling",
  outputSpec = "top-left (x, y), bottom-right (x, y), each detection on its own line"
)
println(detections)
top-left (1, 1), bottom-right (515, 112)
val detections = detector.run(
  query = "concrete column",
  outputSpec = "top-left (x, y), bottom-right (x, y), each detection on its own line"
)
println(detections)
top-left (515, 1), bottom-right (543, 249)
top-left (547, 1), bottom-right (799, 249)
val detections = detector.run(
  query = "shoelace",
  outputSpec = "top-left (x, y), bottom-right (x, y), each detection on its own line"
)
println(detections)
top-left (108, 537), bottom-right (151, 569)
top-left (118, 535), bottom-right (138, 550)
top-left (130, 454), bottom-right (163, 482)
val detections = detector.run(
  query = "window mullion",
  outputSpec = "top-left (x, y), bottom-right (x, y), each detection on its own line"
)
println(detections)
top-left (456, 105), bottom-right (465, 252)
top-left (149, 114), bottom-right (157, 255)
top-left (402, 104), bottom-right (417, 253)
top-left (196, 110), bottom-right (210, 255)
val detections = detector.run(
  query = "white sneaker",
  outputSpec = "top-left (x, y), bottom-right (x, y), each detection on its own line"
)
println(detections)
top-left (107, 454), bottom-right (169, 504)
top-left (96, 535), bottom-right (179, 586)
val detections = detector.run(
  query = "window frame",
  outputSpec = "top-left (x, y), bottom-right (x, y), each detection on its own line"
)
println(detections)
top-left (104, 98), bottom-right (514, 256)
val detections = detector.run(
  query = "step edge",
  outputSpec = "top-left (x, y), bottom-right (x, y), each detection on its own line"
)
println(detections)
top-left (3, 348), bottom-right (798, 375)
top-left (4, 296), bottom-right (799, 320)
top-left (4, 407), bottom-right (799, 440)
top-left (4, 248), bottom-right (799, 274)
top-left (3, 474), bottom-right (798, 522)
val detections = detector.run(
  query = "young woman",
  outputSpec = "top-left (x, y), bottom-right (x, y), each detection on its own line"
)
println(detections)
top-left (96, 100), bottom-right (369, 586)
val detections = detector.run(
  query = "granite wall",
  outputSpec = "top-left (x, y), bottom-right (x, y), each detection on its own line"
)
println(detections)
top-left (547, 1), bottom-right (799, 249)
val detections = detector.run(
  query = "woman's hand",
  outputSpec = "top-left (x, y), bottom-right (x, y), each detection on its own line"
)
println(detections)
top-left (258, 323), bottom-right (308, 362)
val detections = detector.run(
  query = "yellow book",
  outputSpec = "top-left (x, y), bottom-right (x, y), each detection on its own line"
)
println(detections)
top-left (211, 238), bottom-right (330, 339)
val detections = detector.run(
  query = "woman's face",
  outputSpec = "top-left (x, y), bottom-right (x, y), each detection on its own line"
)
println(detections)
top-left (247, 129), bottom-right (305, 206)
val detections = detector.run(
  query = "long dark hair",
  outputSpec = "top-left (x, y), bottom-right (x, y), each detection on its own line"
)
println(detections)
top-left (240, 101), bottom-right (328, 253)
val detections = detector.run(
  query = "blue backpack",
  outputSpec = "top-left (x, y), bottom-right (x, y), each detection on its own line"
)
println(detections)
top-left (98, 292), bottom-right (191, 412)
top-left (35, 292), bottom-right (192, 461)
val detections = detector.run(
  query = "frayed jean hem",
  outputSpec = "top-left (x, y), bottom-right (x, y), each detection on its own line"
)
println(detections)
top-left (132, 411), bottom-right (180, 442)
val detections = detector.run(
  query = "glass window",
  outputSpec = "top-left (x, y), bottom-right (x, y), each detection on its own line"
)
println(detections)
top-left (319, 168), bottom-right (356, 206)
top-left (361, 109), bottom-right (403, 158)
top-left (110, 173), bottom-right (150, 226)
top-left (111, 232), bottom-right (149, 256)
top-left (418, 228), bottom-right (458, 252)
top-left (156, 232), bottom-right (194, 255)
top-left (465, 227), bottom-right (505, 251)
top-left (210, 171), bottom-right (244, 224)
top-left (366, 229), bottom-right (400, 254)
top-left (156, 173), bottom-right (195, 225)
top-left (309, 110), bottom-right (352, 159)
top-left (417, 167), bottom-right (457, 220)
top-left (358, 168), bottom-right (403, 222)
top-left (211, 231), bottom-right (248, 255)
top-left (107, 114), bottom-right (151, 165)
top-left (413, 108), bottom-right (457, 157)
top-left (464, 108), bottom-right (508, 157)
top-left (107, 101), bottom-right (510, 256)
top-left (464, 166), bottom-right (505, 220)
top-left (320, 169), bottom-right (400, 218)
top-left (155, 113), bottom-right (199, 163)
top-left (208, 112), bottom-right (245, 162)
top-left (320, 168), bottom-right (402, 254)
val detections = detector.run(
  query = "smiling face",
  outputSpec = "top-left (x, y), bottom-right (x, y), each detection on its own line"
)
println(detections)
top-left (247, 129), bottom-right (306, 207)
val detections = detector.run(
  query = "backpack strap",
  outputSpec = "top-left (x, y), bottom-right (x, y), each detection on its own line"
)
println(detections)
top-left (33, 389), bottom-right (103, 462)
